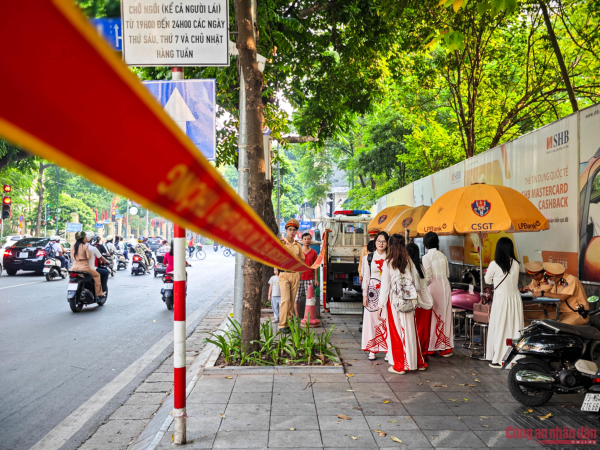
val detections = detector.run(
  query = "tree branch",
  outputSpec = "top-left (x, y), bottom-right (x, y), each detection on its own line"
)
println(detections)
top-left (279, 135), bottom-right (318, 144)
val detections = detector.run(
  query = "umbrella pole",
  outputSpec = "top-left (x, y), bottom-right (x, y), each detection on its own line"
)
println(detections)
top-left (405, 229), bottom-right (409, 243)
top-left (479, 232), bottom-right (484, 291)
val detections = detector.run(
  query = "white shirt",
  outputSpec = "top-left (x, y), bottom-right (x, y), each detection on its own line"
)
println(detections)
top-left (51, 242), bottom-right (62, 255)
top-left (116, 241), bottom-right (125, 252)
top-left (105, 242), bottom-right (116, 253)
top-left (158, 245), bottom-right (170, 253)
top-left (86, 244), bottom-right (102, 268)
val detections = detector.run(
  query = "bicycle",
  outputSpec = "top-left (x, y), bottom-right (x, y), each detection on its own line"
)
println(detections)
top-left (223, 248), bottom-right (236, 257)
top-left (194, 248), bottom-right (206, 260)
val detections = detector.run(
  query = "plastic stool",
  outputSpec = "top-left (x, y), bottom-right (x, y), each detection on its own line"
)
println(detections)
top-left (470, 322), bottom-right (488, 360)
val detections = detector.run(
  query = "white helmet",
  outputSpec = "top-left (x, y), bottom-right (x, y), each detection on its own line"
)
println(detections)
top-left (105, 235), bottom-right (114, 241)
top-left (86, 231), bottom-right (95, 241)
top-left (50, 235), bottom-right (60, 241)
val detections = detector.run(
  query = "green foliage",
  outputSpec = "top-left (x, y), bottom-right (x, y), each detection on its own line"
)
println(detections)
top-left (204, 317), bottom-right (337, 366)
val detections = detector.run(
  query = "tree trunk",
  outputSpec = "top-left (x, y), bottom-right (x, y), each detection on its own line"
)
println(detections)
top-left (35, 163), bottom-right (49, 237)
top-left (236, 0), bottom-right (267, 349)
top-left (540, 2), bottom-right (578, 112)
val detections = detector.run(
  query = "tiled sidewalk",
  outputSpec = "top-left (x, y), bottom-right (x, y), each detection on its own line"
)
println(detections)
top-left (154, 314), bottom-right (598, 449)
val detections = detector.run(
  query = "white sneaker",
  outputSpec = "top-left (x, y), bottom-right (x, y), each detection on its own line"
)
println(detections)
top-left (388, 366), bottom-right (406, 374)
top-left (368, 352), bottom-right (376, 360)
top-left (384, 353), bottom-right (389, 361)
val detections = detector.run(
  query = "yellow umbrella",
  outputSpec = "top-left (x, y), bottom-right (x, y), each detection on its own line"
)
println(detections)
top-left (417, 183), bottom-right (549, 287)
top-left (385, 206), bottom-right (430, 239)
top-left (368, 205), bottom-right (411, 232)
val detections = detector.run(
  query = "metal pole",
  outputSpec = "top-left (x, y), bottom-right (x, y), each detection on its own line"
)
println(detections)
top-left (276, 159), bottom-right (281, 230)
top-left (171, 66), bottom-right (187, 446)
top-left (145, 208), bottom-right (149, 237)
top-left (44, 204), bottom-right (47, 237)
top-left (126, 199), bottom-right (130, 239)
top-left (1, 194), bottom-right (4, 243)
top-left (233, 61), bottom-right (248, 324)
top-left (55, 166), bottom-right (59, 235)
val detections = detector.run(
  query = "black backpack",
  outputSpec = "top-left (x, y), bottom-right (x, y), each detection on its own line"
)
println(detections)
top-left (45, 242), bottom-right (57, 258)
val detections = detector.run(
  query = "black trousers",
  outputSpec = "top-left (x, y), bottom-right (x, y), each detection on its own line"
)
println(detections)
top-left (96, 267), bottom-right (109, 292)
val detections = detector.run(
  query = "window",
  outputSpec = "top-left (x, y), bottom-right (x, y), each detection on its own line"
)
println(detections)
top-left (13, 238), bottom-right (49, 248)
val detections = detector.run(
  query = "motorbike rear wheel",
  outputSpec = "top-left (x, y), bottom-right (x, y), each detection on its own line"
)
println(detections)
top-left (45, 271), bottom-right (54, 281)
top-left (165, 296), bottom-right (173, 310)
top-left (508, 361), bottom-right (554, 407)
top-left (69, 294), bottom-right (84, 312)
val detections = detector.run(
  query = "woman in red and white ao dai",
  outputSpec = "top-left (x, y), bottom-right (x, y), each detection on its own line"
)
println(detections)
top-left (423, 233), bottom-right (454, 357)
top-left (378, 234), bottom-right (427, 374)
top-left (361, 232), bottom-right (389, 359)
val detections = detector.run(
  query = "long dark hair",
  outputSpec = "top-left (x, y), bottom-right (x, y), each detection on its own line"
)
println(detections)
top-left (367, 240), bottom-right (376, 253)
top-left (386, 234), bottom-right (410, 273)
top-left (494, 237), bottom-right (518, 274)
top-left (169, 240), bottom-right (175, 256)
top-left (74, 238), bottom-right (86, 258)
top-left (406, 243), bottom-right (424, 279)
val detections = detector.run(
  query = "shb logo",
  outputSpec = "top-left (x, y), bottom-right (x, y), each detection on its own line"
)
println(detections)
top-left (451, 171), bottom-right (462, 182)
top-left (471, 200), bottom-right (491, 217)
top-left (546, 130), bottom-right (569, 149)
top-left (378, 215), bottom-right (387, 224)
top-left (402, 217), bottom-right (413, 228)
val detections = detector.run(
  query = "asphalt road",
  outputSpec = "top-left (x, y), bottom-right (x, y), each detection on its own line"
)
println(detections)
top-left (0, 249), bottom-right (235, 450)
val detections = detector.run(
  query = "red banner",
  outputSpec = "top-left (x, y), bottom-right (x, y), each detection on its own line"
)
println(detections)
top-left (0, 0), bottom-right (323, 272)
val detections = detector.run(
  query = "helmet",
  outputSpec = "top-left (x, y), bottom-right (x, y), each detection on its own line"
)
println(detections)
top-left (86, 231), bottom-right (95, 241)
top-left (105, 235), bottom-right (114, 241)
top-left (138, 238), bottom-right (143, 242)
top-left (75, 231), bottom-right (86, 240)
top-left (50, 235), bottom-right (60, 241)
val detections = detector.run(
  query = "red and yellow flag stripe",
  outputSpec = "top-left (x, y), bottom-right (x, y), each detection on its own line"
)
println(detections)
top-left (0, 0), bottom-right (322, 272)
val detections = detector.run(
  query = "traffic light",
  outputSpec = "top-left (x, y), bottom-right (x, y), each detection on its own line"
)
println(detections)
top-left (2, 197), bottom-right (11, 220)
top-left (3, 184), bottom-right (11, 193)
top-left (42, 220), bottom-right (46, 226)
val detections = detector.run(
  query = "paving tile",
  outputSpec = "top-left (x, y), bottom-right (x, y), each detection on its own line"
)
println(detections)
top-left (315, 402), bottom-right (365, 417)
top-left (473, 430), bottom-right (542, 447)
top-left (318, 414), bottom-right (371, 431)
top-left (134, 381), bottom-right (172, 393)
top-left (219, 413), bottom-right (271, 431)
top-left (358, 402), bottom-right (408, 416)
top-left (192, 381), bottom-right (236, 393)
top-left (271, 402), bottom-right (316, 415)
top-left (460, 415), bottom-right (517, 431)
top-left (445, 401), bottom-right (502, 416)
top-left (387, 382), bottom-right (432, 392)
top-left (109, 404), bottom-right (159, 420)
top-left (233, 382), bottom-right (274, 393)
top-left (437, 393), bottom-right (487, 403)
top-left (189, 390), bottom-right (233, 404)
top-left (122, 392), bottom-right (167, 406)
top-left (364, 415), bottom-right (419, 431)
top-left (235, 374), bottom-right (274, 384)
top-left (212, 430), bottom-right (269, 448)
top-left (320, 430), bottom-right (378, 448)
top-left (412, 415), bottom-right (470, 431)
top-left (267, 430), bottom-right (323, 448)
top-left (371, 429), bottom-right (433, 448)
top-left (426, 430), bottom-right (487, 448)
top-left (156, 431), bottom-right (216, 449)
top-left (403, 402), bottom-right (455, 416)
top-left (314, 391), bottom-right (358, 404)
top-left (310, 374), bottom-right (350, 383)
top-left (269, 415), bottom-right (320, 431)
top-left (225, 403), bottom-right (272, 416)
top-left (312, 382), bottom-right (353, 393)
top-left (395, 391), bottom-right (443, 403)
top-left (475, 392), bottom-right (519, 403)
top-left (273, 374), bottom-right (311, 383)
top-left (229, 392), bottom-right (272, 404)
top-left (347, 373), bottom-right (387, 383)
top-left (185, 415), bottom-right (224, 433)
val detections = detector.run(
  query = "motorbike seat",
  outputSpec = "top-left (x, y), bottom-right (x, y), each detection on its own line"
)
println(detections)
top-left (538, 319), bottom-right (600, 340)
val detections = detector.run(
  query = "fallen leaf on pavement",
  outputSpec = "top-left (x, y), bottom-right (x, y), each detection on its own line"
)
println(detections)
top-left (171, 435), bottom-right (174, 442)
top-left (482, 425), bottom-right (490, 428)
top-left (337, 414), bottom-right (352, 420)
top-left (346, 390), bottom-right (355, 392)
top-left (347, 374), bottom-right (354, 377)
top-left (372, 361), bottom-right (382, 365)
top-left (539, 413), bottom-right (552, 421)
top-left (480, 416), bottom-right (491, 419)
top-left (350, 436), bottom-right (359, 440)
top-left (383, 400), bottom-right (390, 404)
top-left (220, 414), bottom-right (226, 418)
top-left (464, 398), bottom-right (469, 401)
top-left (290, 428), bottom-right (295, 431)
top-left (390, 436), bottom-right (402, 443)
top-left (388, 420), bottom-right (397, 423)
top-left (226, 376), bottom-right (232, 379)
top-left (373, 430), bottom-right (387, 437)
top-left (153, 320), bottom-right (156, 323)
top-left (471, 373), bottom-right (476, 376)
top-left (449, 399), bottom-right (457, 402)
top-left (469, 384), bottom-right (476, 387)
top-left (418, 383), bottom-right (423, 386)
top-left (474, 379), bottom-right (481, 382)
top-left (459, 383), bottom-right (468, 386)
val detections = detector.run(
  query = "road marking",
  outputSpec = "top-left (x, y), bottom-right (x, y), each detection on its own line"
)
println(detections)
top-left (29, 283), bottom-right (233, 450)
top-left (0, 280), bottom-right (45, 290)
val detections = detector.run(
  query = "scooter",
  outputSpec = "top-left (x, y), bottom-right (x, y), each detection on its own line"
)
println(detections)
top-left (503, 309), bottom-right (600, 409)
top-left (116, 253), bottom-right (128, 271)
top-left (131, 253), bottom-right (148, 275)
top-left (43, 256), bottom-right (68, 281)
top-left (213, 242), bottom-right (218, 252)
top-left (161, 272), bottom-right (174, 310)
top-left (154, 251), bottom-right (167, 277)
top-left (67, 270), bottom-right (107, 312)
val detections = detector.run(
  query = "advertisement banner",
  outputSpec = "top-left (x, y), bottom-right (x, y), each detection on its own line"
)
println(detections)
top-left (385, 184), bottom-right (413, 208)
top-left (0, 1), bottom-right (323, 273)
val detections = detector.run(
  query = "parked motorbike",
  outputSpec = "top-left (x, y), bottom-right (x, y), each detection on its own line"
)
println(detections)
top-left (67, 270), bottom-right (107, 312)
top-left (43, 256), bottom-right (68, 281)
top-left (503, 311), bottom-right (600, 409)
top-left (131, 253), bottom-right (147, 275)
top-left (213, 242), bottom-right (218, 252)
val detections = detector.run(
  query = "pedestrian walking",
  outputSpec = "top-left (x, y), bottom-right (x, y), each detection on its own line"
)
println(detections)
top-left (378, 234), bottom-right (427, 374)
top-left (278, 219), bottom-right (302, 332)
top-left (294, 232), bottom-right (319, 317)
top-left (422, 232), bottom-right (454, 357)
top-left (268, 268), bottom-right (281, 321)
top-left (406, 243), bottom-right (433, 361)
top-left (361, 231), bottom-right (389, 360)
top-left (485, 237), bottom-right (523, 368)
top-left (358, 228), bottom-right (379, 285)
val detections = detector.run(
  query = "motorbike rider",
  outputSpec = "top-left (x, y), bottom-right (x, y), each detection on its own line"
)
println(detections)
top-left (47, 235), bottom-right (68, 269)
top-left (71, 231), bottom-right (105, 299)
top-left (135, 237), bottom-right (152, 273)
top-left (188, 237), bottom-right (195, 257)
top-left (104, 235), bottom-right (117, 255)
top-left (115, 236), bottom-right (128, 260)
top-left (522, 261), bottom-right (552, 321)
top-left (89, 233), bottom-right (110, 292)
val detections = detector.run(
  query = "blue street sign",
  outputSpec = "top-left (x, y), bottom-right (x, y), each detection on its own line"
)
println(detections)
top-left (90, 18), bottom-right (122, 51)
top-left (299, 221), bottom-right (311, 230)
top-left (143, 80), bottom-right (217, 161)
top-left (103, 219), bottom-right (110, 224)
top-left (280, 222), bottom-right (285, 233)
top-left (95, 223), bottom-right (104, 229)
top-left (115, 213), bottom-right (123, 219)
top-left (65, 222), bottom-right (82, 233)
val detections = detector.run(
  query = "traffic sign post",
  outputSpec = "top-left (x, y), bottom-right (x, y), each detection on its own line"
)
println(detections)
top-left (121, 0), bottom-right (229, 67)
top-left (90, 18), bottom-right (122, 51)
top-left (143, 80), bottom-right (217, 161)
top-left (66, 222), bottom-right (82, 233)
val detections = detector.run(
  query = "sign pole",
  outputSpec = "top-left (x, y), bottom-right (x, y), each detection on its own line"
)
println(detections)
top-left (44, 204), bottom-right (47, 237)
top-left (172, 66), bottom-right (187, 446)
